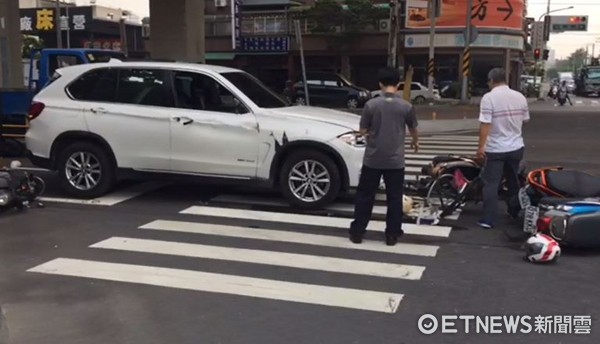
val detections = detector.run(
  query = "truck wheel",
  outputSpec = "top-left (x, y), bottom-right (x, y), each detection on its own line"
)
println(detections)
top-left (56, 142), bottom-right (116, 198)
top-left (279, 149), bottom-right (341, 210)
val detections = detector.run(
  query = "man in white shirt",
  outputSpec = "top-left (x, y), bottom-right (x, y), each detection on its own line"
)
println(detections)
top-left (477, 68), bottom-right (529, 229)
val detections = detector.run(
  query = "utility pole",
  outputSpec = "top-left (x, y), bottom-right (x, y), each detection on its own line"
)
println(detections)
top-left (294, 19), bottom-right (310, 106)
top-left (460, 0), bottom-right (474, 103)
top-left (387, 0), bottom-right (400, 68)
top-left (427, 0), bottom-right (438, 100)
top-left (65, 2), bottom-right (70, 48)
top-left (55, 0), bottom-right (62, 48)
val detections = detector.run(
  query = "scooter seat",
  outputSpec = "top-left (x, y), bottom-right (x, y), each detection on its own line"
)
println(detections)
top-left (546, 170), bottom-right (600, 198)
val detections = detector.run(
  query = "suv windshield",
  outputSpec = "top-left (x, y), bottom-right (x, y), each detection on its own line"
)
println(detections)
top-left (221, 72), bottom-right (289, 108)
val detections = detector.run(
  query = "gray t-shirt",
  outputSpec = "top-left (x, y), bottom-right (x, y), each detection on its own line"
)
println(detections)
top-left (360, 93), bottom-right (418, 169)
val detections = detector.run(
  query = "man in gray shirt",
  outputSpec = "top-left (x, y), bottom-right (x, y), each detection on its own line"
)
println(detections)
top-left (350, 67), bottom-right (419, 246)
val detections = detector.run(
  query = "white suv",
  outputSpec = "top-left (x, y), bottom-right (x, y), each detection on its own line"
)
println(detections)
top-left (25, 61), bottom-right (366, 209)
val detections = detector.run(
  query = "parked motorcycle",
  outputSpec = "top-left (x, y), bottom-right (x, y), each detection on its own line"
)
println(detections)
top-left (0, 160), bottom-right (46, 212)
top-left (519, 167), bottom-right (600, 248)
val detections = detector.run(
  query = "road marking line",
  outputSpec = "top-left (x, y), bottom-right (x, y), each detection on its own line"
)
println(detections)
top-left (210, 194), bottom-right (444, 220)
top-left (406, 140), bottom-right (479, 145)
top-left (404, 145), bottom-right (478, 151)
top-left (404, 149), bottom-right (473, 161)
top-left (91, 237), bottom-right (426, 280)
top-left (406, 149), bottom-right (475, 155)
top-left (427, 135), bottom-right (479, 141)
top-left (27, 258), bottom-right (403, 313)
top-left (140, 220), bottom-right (439, 257)
top-left (210, 194), bottom-right (383, 213)
top-left (38, 181), bottom-right (169, 206)
top-left (179, 206), bottom-right (452, 238)
top-left (405, 159), bottom-right (433, 165)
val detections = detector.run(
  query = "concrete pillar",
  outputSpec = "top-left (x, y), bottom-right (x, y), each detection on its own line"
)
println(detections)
top-left (149, 0), bottom-right (205, 63)
top-left (0, 0), bottom-right (24, 88)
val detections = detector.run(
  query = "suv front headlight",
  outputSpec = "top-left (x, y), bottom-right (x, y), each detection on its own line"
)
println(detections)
top-left (337, 131), bottom-right (366, 147)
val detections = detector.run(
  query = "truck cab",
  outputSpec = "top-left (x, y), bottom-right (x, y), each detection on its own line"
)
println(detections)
top-left (1, 48), bottom-right (126, 142)
top-left (575, 65), bottom-right (600, 97)
top-left (26, 48), bottom-right (127, 93)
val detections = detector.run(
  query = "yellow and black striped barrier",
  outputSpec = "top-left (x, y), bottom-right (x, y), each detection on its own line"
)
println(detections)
top-left (462, 48), bottom-right (471, 77)
top-left (0, 123), bottom-right (29, 139)
top-left (427, 58), bottom-right (435, 78)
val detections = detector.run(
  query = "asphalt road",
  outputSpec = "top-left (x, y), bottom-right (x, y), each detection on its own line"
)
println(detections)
top-left (1, 107), bottom-right (600, 344)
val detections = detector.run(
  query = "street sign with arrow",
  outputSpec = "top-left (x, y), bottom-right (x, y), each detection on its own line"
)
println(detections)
top-left (497, 0), bottom-right (514, 21)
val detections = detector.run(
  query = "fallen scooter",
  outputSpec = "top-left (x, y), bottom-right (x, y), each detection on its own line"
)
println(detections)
top-left (405, 154), bottom-right (527, 218)
top-left (519, 167), bottom-right (600, 248)
top-left (0, 160), bottom-right (46, 212)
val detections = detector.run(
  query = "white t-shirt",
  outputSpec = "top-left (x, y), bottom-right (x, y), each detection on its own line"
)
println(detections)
top-left (479, 85), bottom-right (530, 153)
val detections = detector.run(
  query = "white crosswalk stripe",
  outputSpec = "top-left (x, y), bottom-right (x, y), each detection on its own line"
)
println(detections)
top-left (26, 200), bottom-right (454, 314)
top-left (29, 258), bottom-right (404, 314)
top-left (179, 206), bottom-right (451, 238)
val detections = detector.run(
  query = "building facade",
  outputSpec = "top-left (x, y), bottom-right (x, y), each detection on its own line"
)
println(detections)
top-left (199, 0), bottom-right (528, 95)
top-left (18, 3), bottom-right (145, 56)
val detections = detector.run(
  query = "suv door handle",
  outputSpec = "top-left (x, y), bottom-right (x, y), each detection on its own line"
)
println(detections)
top-left (90, 107), bottom-right (108, 114)
top-left (173, 116), bottom-right (194, 125)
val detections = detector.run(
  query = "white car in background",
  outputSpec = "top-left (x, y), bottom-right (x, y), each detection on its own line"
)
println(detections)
top-left (371, 82), bottom-right (441, 104)
top-left (25, 61), bottom-right (367, 209)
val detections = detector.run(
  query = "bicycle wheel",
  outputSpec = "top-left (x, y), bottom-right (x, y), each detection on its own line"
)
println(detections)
top-left (425, 174), bottom-right (459, 210)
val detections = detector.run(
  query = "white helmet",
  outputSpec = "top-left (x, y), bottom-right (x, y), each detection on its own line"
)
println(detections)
top-left (524, 234), bottom-right (561, 263)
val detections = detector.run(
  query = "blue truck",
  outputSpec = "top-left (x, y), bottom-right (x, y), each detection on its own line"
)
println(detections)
top-left (0, 48), bottom-right (126, 143)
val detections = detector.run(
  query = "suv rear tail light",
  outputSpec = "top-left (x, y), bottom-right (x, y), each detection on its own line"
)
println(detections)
top-left (28, 102), bottom-right (45, 121)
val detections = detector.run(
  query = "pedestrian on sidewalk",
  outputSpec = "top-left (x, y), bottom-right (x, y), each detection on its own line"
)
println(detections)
top-left (349, 67), bottom-right (419, 246)
top-left (476, 68), bottom-right (530, 229)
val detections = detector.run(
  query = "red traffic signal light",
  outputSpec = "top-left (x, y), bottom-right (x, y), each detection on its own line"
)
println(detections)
top-left (569, 16), bottom-right (586, 23)
top-left (534, 49), bottom-right (541, 59)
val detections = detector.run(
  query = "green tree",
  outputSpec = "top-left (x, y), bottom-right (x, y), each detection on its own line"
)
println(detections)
top-left (22, 35), bottom-right (44, 58)
top-left (304, 0), bottom-right (387, 51)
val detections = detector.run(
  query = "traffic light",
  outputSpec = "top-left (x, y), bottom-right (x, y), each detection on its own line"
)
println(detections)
top-left (569, 16), bottom-right (587, 23)
top-left (542, 49), bottom-right (549, 61)
top-left (534, 49), bottom-right (541, 60)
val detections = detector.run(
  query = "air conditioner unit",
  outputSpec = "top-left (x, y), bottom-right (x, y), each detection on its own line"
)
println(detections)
top-left (214, 0), bottom-right (227, 7)
top-left (379, 19), bottom-right (390, 32)
top-left (332, 26), bottom-right (342, 33)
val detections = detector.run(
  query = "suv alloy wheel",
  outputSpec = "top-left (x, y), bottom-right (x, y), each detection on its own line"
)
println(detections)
top-left (279, 149), bottom-right (341, 209)
top-left (56, 142), bottom-right (116, 198)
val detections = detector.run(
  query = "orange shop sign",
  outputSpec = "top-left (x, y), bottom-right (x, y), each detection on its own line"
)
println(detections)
top-left (405, 0), bottom-right (525, 30)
